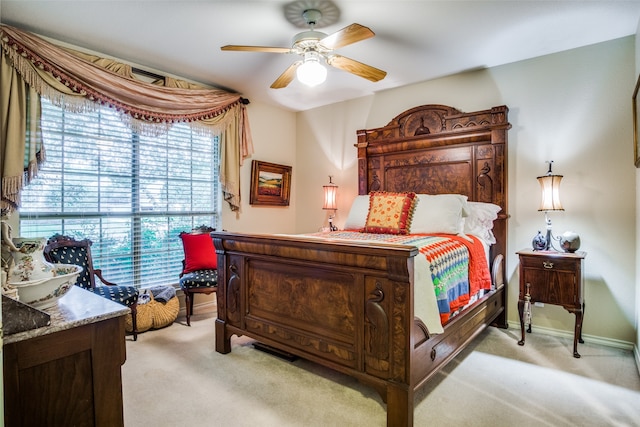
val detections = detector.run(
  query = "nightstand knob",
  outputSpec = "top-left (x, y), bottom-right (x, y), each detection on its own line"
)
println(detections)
top-left (543, 261), bottom-right (554, 269)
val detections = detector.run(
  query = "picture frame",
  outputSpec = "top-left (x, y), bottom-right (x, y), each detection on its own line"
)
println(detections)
top-left (632, 73), bottom-right (640, 167)
top-left (250, 160), bottom-right (292, 206)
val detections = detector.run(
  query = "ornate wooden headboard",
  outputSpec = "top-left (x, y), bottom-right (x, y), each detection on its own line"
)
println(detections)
top-left (356, 104), bottom-right (511, 267)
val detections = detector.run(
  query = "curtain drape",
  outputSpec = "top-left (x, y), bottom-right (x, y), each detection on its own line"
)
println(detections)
top-left (0, 24), bottom-right (253, 212)
top-left (0, 48), bottom-right (42, 213)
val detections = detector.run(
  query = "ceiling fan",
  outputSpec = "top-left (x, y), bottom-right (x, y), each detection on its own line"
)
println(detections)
top-left (221, 8), bottom-right (387, 89)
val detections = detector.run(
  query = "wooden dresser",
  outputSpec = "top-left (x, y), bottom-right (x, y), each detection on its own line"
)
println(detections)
top-left (3, 286), bottom-right (130, 426)
top-left (516, 249), bottom-right (586, 358)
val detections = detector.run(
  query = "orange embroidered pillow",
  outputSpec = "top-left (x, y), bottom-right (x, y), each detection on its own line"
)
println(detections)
top-left (362, 191), bottom-right (417, 235)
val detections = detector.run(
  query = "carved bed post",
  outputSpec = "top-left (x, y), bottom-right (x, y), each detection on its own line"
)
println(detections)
top-left (356, 129), bottom-right (369, 195)
top-left (387, 384), bottom-right (413, 427)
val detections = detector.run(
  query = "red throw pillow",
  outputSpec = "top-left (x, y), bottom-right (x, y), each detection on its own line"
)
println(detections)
top-left (180, 232), bottom-right (217, 274)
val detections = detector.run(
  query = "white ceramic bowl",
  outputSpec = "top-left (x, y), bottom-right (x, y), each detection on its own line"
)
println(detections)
top-left (9, 264), bottom-right (83, 309)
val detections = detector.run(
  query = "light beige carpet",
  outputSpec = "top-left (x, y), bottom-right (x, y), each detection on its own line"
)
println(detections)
top-left (122, 308), bottom-right (640, 427)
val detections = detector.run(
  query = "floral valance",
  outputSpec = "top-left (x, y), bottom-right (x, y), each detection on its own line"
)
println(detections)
top-left (0, 24), bottom-right (253, 212)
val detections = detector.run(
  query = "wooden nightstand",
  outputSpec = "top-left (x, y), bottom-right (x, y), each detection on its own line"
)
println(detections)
top-left (516, 249), bottom-right (586, 358)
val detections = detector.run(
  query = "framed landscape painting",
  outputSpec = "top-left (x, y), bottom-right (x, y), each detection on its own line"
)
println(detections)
top-left (250, 160), bottom-right (292, 206)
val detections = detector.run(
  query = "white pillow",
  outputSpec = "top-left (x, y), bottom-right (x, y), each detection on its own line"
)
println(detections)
top-left (343, 195), bottom-right (370, 230)
top-left (463, 202), bottom-right (502, 244)
top-left (411, 194), bottom-right (469, 234)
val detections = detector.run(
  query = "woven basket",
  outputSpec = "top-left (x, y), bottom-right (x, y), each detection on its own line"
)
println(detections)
top-left (152, 295), bottom-right (179, 329)
top-left (125, 289), bottom-right (179, 333)
top-left (125, 301), bottom-right (153, 333)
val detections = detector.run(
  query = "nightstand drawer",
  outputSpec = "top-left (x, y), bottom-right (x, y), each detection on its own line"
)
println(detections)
top-left (520, 256), bottom-right (577, 272)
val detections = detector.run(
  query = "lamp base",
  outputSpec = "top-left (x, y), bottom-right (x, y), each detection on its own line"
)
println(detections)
top-left (537, 212), bottom-right (561, 252)
top-left (545, 228), bottom-right (552, 251)
top-left (540, 228), bottom-right (562, 252)
top-left (328, 214), bottom-right (338, 232)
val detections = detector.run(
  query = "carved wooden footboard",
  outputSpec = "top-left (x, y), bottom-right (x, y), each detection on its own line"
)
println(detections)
top-left (213, 232), bottom-right (505, 426)
top-left (213, 234), bottom-right (418, 373)
top-left (214, 104), bottom-right (510, 427)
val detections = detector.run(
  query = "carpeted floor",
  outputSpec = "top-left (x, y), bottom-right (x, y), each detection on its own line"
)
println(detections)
top-left (122, 307), bottom-right (640, 427)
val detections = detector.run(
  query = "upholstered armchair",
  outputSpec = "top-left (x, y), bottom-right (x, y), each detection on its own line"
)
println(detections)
top-left (178, 225), bottom-right (217, 326)
top-left (44, 234), bottom-right (140, 340)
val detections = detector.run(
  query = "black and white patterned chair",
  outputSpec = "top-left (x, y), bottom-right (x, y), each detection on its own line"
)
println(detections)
top-left (44, 234), bottom-right (140, 340)
top-left (179, 225), bottom-right (217, 326)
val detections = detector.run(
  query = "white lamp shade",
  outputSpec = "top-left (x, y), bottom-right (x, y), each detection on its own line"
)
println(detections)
top-left (323, 184), bottom-right (337, 210)
top-left (297, 55), bottom-right (327, 87)
top-left (537, 174), bottom-right (564, 211)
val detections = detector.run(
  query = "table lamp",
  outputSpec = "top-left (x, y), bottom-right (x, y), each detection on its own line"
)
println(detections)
top-left (323, 176), bottom-right (338, 231)
top-left (537, 160), bottom-right (564, 250)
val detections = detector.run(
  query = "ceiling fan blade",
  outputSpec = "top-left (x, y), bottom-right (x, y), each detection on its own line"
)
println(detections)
top-left (221, 45), bottom-right (292, 54)
top-left (327, 55), bottom-right (387, 82)
top-left (270, 61), bottom-right (302, 89)
top-left (319, 24), bottom-right (375, 50)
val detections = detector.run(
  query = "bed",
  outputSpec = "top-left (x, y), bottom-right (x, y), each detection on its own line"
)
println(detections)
top-left (212, 104), bottom-right (510, 427)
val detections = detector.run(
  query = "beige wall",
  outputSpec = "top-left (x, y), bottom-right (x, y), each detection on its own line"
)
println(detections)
top-left (635, 20), bottom-right (640, 362)
top-left (221, 101), bottom-right (297, 234)
top-left (288, 37), bottom-right (637, 344)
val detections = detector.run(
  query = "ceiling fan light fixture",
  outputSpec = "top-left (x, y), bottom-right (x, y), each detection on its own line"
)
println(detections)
top-left (222, 3), bottom-right (385, 89)
top-left (296, 52), bottom-right (327, 87)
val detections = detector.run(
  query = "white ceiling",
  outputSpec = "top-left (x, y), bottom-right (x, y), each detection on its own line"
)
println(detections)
top-left (2, 1), bottom-right (640, 112)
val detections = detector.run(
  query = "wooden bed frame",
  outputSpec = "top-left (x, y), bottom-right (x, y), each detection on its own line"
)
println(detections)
top-left (212, 104), bottom-right (511, 427)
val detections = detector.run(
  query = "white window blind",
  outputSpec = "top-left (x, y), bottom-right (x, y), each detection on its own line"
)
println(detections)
top-left (19, 99), bottom-right (220, 288)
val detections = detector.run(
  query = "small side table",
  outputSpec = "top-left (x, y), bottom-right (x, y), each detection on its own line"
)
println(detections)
top-left (516, 249), bottom-right (586, 358)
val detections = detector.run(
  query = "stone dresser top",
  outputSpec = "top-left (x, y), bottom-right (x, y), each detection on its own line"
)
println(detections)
top-left (3, 286), bottom-right (130, 345)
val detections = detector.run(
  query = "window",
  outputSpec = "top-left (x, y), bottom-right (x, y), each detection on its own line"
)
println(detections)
top-left (19, 99), bottom-right (220, 288)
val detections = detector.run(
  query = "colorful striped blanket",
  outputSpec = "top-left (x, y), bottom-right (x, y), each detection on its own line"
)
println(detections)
top-left (306, 231), bottom-right (492, 325)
